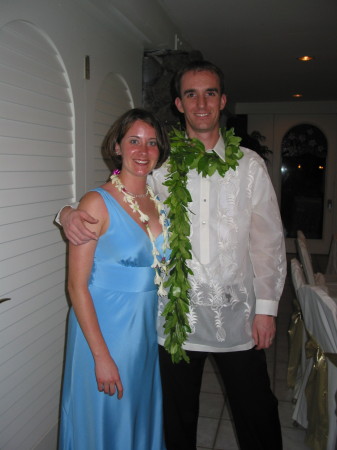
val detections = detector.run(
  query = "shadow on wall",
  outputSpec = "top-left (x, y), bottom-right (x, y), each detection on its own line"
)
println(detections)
top-left (142, 49), bottom-right (203, 128)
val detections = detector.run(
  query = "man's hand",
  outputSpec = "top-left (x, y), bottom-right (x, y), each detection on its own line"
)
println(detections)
top-left (252, 314), bottom-right (276, 350)
top-left (60, 206), bottom-right (98, 245)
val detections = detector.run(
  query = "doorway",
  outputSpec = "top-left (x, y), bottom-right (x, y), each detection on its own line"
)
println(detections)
top-left (280, 123), bottom-right (327, 240)
top-left (273, 115), bottom-right (337, 254)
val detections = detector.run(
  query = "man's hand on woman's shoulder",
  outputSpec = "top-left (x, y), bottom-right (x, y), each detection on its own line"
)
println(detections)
top-left (61, 206), bottom-right (98, 245)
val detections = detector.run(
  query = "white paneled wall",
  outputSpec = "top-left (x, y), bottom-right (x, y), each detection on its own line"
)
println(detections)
top-left (91, 73), bottom-right (134, 189)
top-left (0, 20), bottom-right (74, 450)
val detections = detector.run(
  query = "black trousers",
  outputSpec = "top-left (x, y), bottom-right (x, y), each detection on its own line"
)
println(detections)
top-left (159, 346), bottom-right (282, 450)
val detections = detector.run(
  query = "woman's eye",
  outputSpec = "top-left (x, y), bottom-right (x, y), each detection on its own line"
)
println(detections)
top-left (148, 140), bottom-right (158, 147)
top-left (130, 139), bottom-right (139, 144)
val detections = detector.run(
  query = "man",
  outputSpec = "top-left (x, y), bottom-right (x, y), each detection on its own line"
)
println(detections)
top-left (58, 60), bottom-right (286, 450)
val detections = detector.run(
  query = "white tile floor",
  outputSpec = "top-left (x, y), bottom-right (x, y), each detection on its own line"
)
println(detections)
top-left (196, 253), bottom-right (328, 450)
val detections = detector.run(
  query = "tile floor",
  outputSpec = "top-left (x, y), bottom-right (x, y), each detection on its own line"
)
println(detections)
top-left (196, 253), bottom-right (328, 450)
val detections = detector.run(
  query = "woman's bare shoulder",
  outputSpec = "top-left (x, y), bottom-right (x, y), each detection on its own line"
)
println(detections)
top-left (79, 189), bottom-right (108, 220)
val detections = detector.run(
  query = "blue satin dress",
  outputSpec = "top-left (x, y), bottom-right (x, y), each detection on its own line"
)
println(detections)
top-left (59, 188), bottom-right (166, 450)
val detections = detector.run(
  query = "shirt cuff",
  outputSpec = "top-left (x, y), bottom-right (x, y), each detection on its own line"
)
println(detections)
top-left (255, 299), bottom-right (279, 316)
top-left (54, 203), bottom-right (78, 226)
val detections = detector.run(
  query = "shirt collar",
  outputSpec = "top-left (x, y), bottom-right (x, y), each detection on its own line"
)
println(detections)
top-left (184, 131), bottom-right (226, 163)
top-left (207, 132), bottom-right (226, 162)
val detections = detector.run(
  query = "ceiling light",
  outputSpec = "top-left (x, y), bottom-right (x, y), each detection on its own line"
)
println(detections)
top-left (297, 55), bottom-right (314, 62)
top-left (292, 93), bottom-right (303, 98)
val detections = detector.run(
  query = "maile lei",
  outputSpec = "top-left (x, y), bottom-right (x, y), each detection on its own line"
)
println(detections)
top-left (110, 174), bottom-right (170, 296)
top-left (162, 127), bottom-right (243, 363)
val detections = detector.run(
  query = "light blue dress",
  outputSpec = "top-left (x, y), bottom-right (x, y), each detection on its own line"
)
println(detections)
top-left (59, 188), bottom-right (166, 450)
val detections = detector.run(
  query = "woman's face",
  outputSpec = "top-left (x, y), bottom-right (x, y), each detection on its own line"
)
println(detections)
top-left (116, 120), bottom-right (160, 178)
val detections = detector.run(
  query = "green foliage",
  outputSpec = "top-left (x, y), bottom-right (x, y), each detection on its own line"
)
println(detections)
top-left (162, 128), bottom-right (243, 363)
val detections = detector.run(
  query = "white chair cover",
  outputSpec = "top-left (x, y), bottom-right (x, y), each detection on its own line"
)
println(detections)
top-left (289, 258), bottom-right (307, 400)
top-left (296, 231), bottom-right (337, 290)
top-left (297, 229), bottom-right (307, 241)
top-left (293, 285), bottom-right (337, 450)
top-left (291, 258), bottom-right (306, 292)
top-left (296, 237), bottom-right (316, 285)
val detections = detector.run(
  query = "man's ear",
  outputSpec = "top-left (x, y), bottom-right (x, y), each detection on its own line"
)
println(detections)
top-left (220, 94), bottom-right (227, 111)
top-left (175, 97), bottom-right (184, 114)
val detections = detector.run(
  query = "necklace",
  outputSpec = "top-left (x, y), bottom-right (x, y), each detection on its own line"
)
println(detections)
top-left (110, 174), bottom-right (169, 296)
top-left (162, 127), bottom-right (243, 363)
top-left (122, 187), bottom-right (149, 198)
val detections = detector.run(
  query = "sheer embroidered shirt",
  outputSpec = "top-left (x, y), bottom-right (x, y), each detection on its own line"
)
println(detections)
top-left (149, 134), bottom-right (286, 352)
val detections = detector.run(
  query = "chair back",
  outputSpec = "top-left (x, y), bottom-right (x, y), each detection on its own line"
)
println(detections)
top-left (291, 258), bottom-right (306, 293)
top-left (297, 229), bottom-right (306, 241)
top-left (297, 285), bottom-right (337, 353)
top-left (296, 237), bottom-right (315, 285)
top-left (296, 284), bottom-right (337, 449)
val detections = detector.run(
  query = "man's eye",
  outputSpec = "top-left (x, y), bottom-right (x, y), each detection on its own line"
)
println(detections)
top-left (186, 92), bottom-right (195, 98)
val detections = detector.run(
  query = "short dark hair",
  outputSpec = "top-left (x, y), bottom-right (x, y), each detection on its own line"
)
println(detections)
top-left (102, 108), bottom-right (170, 170)
top-left (174, 60), bottom-right (225, 98)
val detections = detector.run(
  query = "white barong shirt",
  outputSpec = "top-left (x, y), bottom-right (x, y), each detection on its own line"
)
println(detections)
top-left (149, 134), bottom-right (286, 352)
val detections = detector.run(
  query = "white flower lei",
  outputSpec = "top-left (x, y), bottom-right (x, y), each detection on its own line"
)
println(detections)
top-left (110, 174), bottom-right (169, 296)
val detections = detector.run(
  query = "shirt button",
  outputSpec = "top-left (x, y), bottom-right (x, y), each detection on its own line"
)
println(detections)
top-left (202, 221), bottom-right (206, 225)
top-left (203, 198), bottom-right (207, 202)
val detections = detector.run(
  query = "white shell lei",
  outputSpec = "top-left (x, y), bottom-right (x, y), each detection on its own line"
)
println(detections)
top-left (110, 174), bottom-right (169, 296)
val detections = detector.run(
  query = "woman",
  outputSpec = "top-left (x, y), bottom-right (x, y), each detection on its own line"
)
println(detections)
top-left (59, 109), bottom-right (170, 450)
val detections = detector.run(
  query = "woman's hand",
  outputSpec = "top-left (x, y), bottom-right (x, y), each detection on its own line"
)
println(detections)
top-left (95, 354), bottom-right (124, 399)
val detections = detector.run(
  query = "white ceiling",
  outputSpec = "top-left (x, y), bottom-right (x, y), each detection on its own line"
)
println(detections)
top-left (157, 0), bottom-right (337, 104)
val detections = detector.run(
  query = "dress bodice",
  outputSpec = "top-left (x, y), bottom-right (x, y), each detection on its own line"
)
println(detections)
top-left (89, 187), bottom-right (165, 292)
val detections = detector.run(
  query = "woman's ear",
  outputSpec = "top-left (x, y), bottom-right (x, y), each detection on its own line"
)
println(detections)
top-left (115, 143), bottom-right (121, 155)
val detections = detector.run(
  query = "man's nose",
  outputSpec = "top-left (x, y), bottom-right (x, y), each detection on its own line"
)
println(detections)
top-left (197, 95), bottom-right (206, 108)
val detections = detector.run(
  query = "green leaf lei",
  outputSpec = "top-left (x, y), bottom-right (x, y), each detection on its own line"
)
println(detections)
top-left (162, 127), bottom-right (243, 363)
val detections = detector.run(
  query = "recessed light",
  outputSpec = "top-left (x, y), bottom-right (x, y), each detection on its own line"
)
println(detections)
top-left (297, 55), bottom-right (314, 62)
top-left (292, 93), bottom-right (303, 98)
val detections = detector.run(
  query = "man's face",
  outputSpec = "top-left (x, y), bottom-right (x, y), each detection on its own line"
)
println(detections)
top-left (175, 70), bottom-right (226, 138)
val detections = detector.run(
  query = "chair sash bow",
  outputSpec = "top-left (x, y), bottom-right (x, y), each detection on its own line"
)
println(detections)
top-left (304, 334), bottom-right (337, 450)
